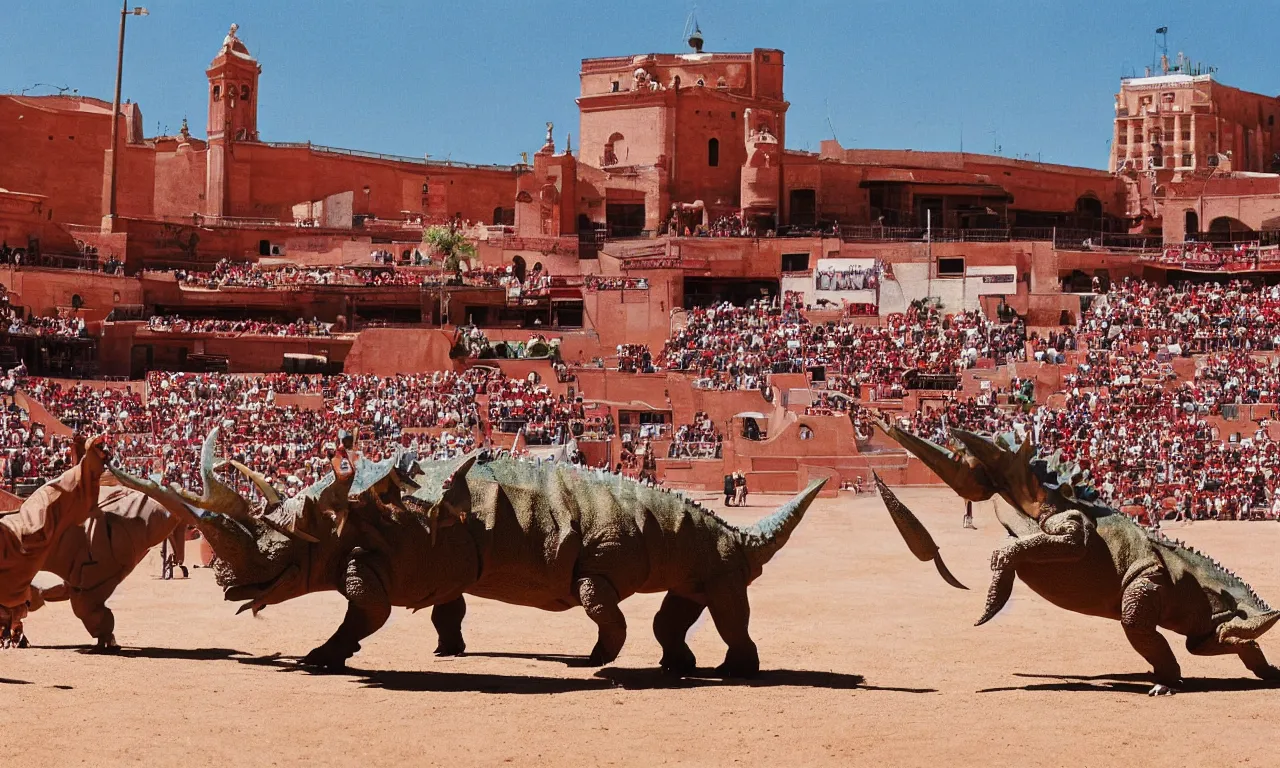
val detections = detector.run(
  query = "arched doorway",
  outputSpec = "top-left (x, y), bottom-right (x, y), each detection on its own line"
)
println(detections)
top-left (1074, 195), bottom-right (1103, 220)
top-left (1207, 216), bottom-right (1256, 244)
top-left (1184, 210), bottom-right (1199, 240)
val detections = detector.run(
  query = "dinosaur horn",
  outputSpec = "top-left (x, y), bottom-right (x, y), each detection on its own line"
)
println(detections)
top-left (109, 461), bottom-right (212, 527)
top-left (875, 420), bottom-right (995, 502)
top-left (227, 460), bottom-right (282, 506)
top-left (873, 472), bottom-right (967, 590)
top-left (196, 429), bottom-right (254, 521)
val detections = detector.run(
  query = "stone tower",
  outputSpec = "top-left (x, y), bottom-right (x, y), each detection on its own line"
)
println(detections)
top-left (205, 23), bottom-right (261, 217)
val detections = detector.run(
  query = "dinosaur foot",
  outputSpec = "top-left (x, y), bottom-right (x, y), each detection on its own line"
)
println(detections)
top-left (583, 644), bottom-right (622, 667)
top-left (659, 647), bottom-right (697, 676)
top-left (433, 638), bottom-right (466, 657)
top-left (1148, 683), bottom-right (1177, 696)
top-left (714, 647), bottom-right (760, 679)
top-left (298, 646), bottom-right (351, 673)
top-left (1250, 664), bottom-right (1280, 682)
top-left (1, 625), bottom-right (27, 649)
top-left (88, 635), bottom-right (121, 654)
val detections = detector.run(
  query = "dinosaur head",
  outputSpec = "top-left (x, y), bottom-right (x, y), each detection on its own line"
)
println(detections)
top-left (947, 429), bottom-right (1050, 518)
top-left (110, 429), bottom-right (319, 614)
top-left (874, 417), bottom-right (998, 501)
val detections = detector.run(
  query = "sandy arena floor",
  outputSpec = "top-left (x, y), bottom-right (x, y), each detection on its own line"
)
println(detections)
top-left (5, 488), bottom-right (1280, 767)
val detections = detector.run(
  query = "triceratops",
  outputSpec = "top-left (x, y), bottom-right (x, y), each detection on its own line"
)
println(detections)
top-left (113, 429), bottom-right (826, 676)
top-left (877, 420), bottom-right (1280, 695)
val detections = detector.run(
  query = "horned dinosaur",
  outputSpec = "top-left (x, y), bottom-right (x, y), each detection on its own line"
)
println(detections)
top-left (0, 436), bottom-right (108, 647)
top-left (113, 429), bottom-right (826, 676)
top-left (876, 420), bottom-right (1280, 695)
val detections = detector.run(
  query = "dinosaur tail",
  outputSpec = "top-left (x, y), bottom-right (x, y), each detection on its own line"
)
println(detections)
top-left (1219, 609), bottom-right (1280, 643)
top-left (741, 478), bottom-right (827, 570)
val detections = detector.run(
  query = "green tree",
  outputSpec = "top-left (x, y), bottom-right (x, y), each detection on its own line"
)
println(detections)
top-left (422, 225), bottom-right (477, 272)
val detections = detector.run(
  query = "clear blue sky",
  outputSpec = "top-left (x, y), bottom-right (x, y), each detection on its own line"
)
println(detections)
top-left (3, 1), bottom-right (1275, 169)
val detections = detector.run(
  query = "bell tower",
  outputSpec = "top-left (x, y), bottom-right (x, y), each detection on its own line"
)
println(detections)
top-left (205, 23), bottom-right (261, 216)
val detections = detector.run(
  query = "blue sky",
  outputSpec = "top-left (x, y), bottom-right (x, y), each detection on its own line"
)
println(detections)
top-left (3, 1), bottom-right (1275, 169)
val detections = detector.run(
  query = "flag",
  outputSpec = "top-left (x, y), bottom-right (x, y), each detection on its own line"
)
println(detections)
top-left (1156, 26), bottom-right (1168, 34)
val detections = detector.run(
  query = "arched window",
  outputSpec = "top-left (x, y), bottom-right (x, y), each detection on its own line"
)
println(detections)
top-left (240, 84), bottom-right (251, 101)
top-left (212, 85), bottom-right (220, 100)
top-left (1184, 210), bottom-right (1199, 237)
top-left (603, 132), bottom-right (625, 166)
top-left (493, 206), bottom-right (504, 225)
top-left (422, 181), bottom-right (429, 195)
top-left (708, 137), bottom-right (719, 167)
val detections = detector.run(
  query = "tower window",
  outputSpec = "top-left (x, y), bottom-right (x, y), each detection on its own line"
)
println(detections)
top-left (241, 85), bottom-right (251, 101)
top-left (708, 138), bottom-right (719, 167)
top-left (212, 85), bottom-right (220, 100)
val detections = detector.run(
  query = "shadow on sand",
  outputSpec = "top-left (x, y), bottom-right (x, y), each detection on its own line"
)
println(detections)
top-left (978, 671), bottom-right (1280, 695)
top-left (596, 666), bottom-right (935, 694)
top-left (31, 642), bottom-right (931, 695)
top-left (39, 644), bottom-right (248, 662)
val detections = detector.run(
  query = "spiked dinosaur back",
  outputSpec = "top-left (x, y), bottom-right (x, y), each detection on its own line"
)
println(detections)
top-left (408, 455), bottom-right (828, 571)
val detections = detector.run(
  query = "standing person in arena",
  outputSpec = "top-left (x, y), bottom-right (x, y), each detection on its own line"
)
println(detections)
top-left (723, 473), bottom-right (736, 506)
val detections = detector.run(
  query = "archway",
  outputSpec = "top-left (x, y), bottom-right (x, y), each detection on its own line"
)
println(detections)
top-left (1074, 194), bottom-right (1103, 219)
top-left (1184, 210), bottom-right (1199, 239)
top-left (1207, 216), bottom-right (1256, 244)
top-left (603, 132), bottom-right (625, 167)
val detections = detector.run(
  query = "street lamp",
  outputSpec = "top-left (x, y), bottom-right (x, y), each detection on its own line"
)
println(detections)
top-left (104, 2), bottom-right (148, 229)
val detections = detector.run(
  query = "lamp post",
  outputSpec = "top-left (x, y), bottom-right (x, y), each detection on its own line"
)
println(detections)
top-left (104, 1), bottom-right (148, 230)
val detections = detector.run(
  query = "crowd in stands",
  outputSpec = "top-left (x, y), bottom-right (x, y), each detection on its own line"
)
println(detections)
top-left (485, 377), bottom-right (584, 445)
top-left (667, 411), bottom-right (722, 459)
top-left (176, 261), bottom-right (424, 289)
top-left (145, 315), bottom-right (334, 337)
top-left (615, 344), bottom-right (655, 373)
top-left (1082, 278), bottom-right (1280, 354)
top-left (661, 293), bottom-right (1026, 395)
top-left (0, 295), bottom-right (89, 339)
top-left (585, 275), bottom-right (649, 291)
top-left (1151, 243), bottom-right (1280, 271)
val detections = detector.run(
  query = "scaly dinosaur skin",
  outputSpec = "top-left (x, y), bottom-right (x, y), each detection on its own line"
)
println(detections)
top-left (24, 485), bottom-right (193, 650)
top-left (877, 422), bottom-right (1280, 696)
top-left (113, 430), bottom-right (826, 676)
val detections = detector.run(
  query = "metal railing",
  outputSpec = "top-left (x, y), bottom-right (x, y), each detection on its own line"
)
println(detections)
top-left (259, 141), bottom-right (518, 172)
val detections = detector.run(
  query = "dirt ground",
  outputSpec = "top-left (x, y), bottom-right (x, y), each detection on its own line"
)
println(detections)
top-left (6, 488), bottom-right (1280, 767)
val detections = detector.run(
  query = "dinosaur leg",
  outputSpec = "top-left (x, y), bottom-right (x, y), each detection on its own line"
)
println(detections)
top-left (706, 578), bottom-right (758, 678)
top-left (576, 575), bottom-right (626, 666)
top-left (1120, 576), bottom-right (1182, 695)
top-left (70, 587), bottom-right (119, 652)
top-left (430, 596), bottom-right (467, 656)
top-left (652, 592), bottom-right (705, 675)
top-left (1186, 635), bottom-right (1280, 681)
top-left (989, 510), bottom-right (1089, 571)
top-left (300, 550), bottom-right (391, 672)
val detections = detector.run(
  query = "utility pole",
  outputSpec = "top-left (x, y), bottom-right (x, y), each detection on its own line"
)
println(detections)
top-left (104, 2), bottom-right (149, 230)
